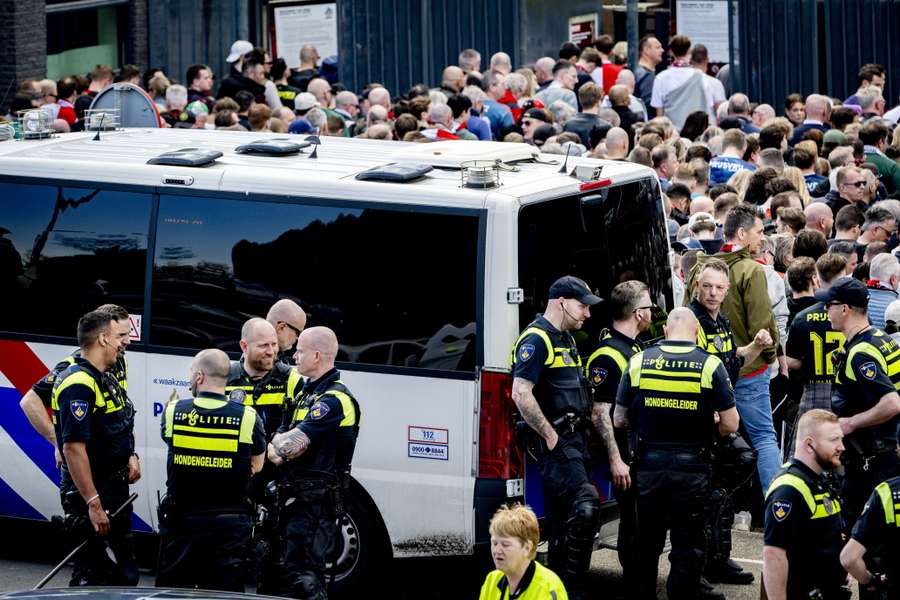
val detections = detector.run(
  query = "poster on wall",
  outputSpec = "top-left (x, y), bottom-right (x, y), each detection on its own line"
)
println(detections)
top-left (273, 3), bottom-right (338, 68)
top-left (675, 0), bottom-right (732, 64)
top-left (568, 13), bottom-right (599, 47)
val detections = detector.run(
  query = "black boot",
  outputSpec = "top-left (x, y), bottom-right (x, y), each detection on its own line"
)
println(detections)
top-left (698, 577), bottom-right (727, 600)
top-left (705, 558), bottom-right (755, 585)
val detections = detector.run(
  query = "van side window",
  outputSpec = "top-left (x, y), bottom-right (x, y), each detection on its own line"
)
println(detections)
top-left (151, 194), bottom-right (480, 371)
top-left (0, 182), bottom-right (151, 338)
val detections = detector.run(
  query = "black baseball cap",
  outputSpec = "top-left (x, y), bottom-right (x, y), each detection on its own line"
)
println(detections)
top-left (548, 276), bottom-right (602, 305)
top-left (814, 276), bottom-right (869, 308)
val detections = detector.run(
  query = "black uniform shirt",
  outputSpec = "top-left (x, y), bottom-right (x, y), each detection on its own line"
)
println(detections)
top-left (511, 316), bottom-right (590, 420)
top-left (33, 350), bottom-right (128, 408)
top-left (688, 299), bottom-right (741, 384)
top-left (616, 340), bottom-right (734, 448)
top-left (52, 357), bottom-right (135, 476)
top-left (764, 459), bottom-right (845, 596)
top-left (785, 301), bottom-right (846, 385)
top-left (832, 327), bottom-right (900, 450)
top-left (281, 368), bottom-right (360, 476)
top-left (584, 328), bottom-right (643, 403)
top-left (851, 476), bottom-right (900, 580)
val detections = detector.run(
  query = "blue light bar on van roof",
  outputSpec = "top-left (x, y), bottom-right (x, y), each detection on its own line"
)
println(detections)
top-left (147, 148), bottom-right (223, 167)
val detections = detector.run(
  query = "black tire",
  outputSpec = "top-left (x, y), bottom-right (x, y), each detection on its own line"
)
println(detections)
top-left (327, 481), bottom-right (391, 599)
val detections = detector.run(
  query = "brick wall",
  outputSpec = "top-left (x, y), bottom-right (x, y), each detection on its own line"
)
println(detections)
top-left (0, 0), bottom-right (47, 109)
top-left (127, 0), bottom-right (149, 69)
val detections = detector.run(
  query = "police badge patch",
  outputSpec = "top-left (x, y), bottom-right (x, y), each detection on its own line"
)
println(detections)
top-left (70, 400), bottom-right (88, 421)
top-left (772, 500), bottom-right (791, 521)
top-left (309, 401), bottom-right (330, 420)
top-left (518, 343), bottom-right (535, 362)
top-left (591, 367), bottom-right (608, 385)
top-left (860, 361), bottom-right (877, 380)
top-left (229, 389), bottom-right (247, 403)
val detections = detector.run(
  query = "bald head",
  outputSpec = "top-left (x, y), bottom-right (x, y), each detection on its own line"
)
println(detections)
top-left (242, 317), bottom-right (276, 343)
top-left (804, 94), bottom-right (832, 121)
top-left (295, 326), bottom-right (339, 378)
top-left (752, 103), bottom-right (775, 127)
top-left (191, 348), bottom-right (231, 392)
top-left (442, 66), bottom-right (465, 92)
top-left (605, 127), bottom-right (629, 158)
top-left (690, 197), bottom-right (714, 215)
top-left (534, 57), bottom-right (555, 83)
top-left (615, 69), bottom-right (635, 91)
top-left (307, 78), bottom-right (332, 104)
top-left (368, 86), bottom-right (390, 110)
top-left (665, 307), bottom-right (700, 341)
top-left (267, 299), bottom-right (307, 352)
top-left (805, 202), bottom-right (834, 235)
top-left (490, 52), bottom-right (512, 75)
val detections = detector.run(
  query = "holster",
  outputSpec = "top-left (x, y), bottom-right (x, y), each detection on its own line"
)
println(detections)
top-left (156, 494), bottom-right (179, 530)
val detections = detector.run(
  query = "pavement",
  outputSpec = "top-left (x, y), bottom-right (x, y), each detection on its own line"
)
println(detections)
top-left (0, 529), bottom-right (796, 599)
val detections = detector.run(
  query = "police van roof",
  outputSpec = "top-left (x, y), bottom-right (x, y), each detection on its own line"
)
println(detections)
top-left (0, 128), bottom-right (655, 208)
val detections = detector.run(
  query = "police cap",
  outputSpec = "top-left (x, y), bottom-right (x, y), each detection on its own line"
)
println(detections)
top-left (548, 276), bottom-right (602, 305)
top-left (813, 276), bottom-right (869, 308)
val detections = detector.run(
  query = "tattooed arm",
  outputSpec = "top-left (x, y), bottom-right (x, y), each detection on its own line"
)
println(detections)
top-left (593, 401), bottom-right (630, 489)
top-left (512, 377), bottom-right (558, 450)
top-left (268, 427), bottom-right (311, 464)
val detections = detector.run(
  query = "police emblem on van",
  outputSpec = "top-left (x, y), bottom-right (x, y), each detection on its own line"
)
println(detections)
top-left (519, 343), bottom-right (535, 362)
top-left (860, 361), bottom-right (877, 380)
top-left (71, 400), bottom-right (88, 421)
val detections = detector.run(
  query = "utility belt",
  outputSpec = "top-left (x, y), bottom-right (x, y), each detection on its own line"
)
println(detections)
top-left (842, 436), bottom-right (898, 472)
top-left (157, 493), bottom-right (253, 529)
top-left (278, 469), bottom-right (345, 513)
top-left (515, 412), bottom-right (588, 460)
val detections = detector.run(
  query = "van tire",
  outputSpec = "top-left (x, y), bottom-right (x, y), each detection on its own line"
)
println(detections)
top-left (328, 480), bottom-right (391, 598)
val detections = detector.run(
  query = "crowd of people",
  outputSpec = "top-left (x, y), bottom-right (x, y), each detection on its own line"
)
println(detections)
top-left (9, 29), bottom-right (900, 600)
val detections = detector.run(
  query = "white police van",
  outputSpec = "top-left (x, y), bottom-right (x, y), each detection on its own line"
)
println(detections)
top-left (0, 128), bottom-right (671, 593)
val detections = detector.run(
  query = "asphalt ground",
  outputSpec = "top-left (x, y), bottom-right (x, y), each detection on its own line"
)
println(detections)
top-left (0, 527), bottom-right (824, 599)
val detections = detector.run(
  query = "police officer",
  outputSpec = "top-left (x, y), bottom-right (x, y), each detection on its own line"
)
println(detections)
top-left (156, 348), bottom-right (266, 591)
top-left (688, 258), bottom-right (770, 586)
top-left (819, 277), bottom-right (900, 529)
top-left (583, 280), bottom-right (649, 591)
top-left (763, 409), bottom-right (847, 600)
top-left (841, 475), bottom-right (900, 598)
top-left (225, 317), bottom-right (302, 593)
top-left (51, 309), bottom-right (140, 586)
top-left (269, 326), bottom-right (360, 600)
top-left (20, 304), bottom-right (132, 468)
top-left (614, 307), bottom-right (739, 600)
top-left (267, 298), bottom-right (307, 365)
top-left (511, 275), bottom-right (600, 599)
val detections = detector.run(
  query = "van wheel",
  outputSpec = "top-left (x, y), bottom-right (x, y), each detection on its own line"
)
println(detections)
top-left (327, 484), bottom-right (390, 598)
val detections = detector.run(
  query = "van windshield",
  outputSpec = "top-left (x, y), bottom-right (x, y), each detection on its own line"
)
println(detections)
top-left (517, 177), bottom-right (672, 355)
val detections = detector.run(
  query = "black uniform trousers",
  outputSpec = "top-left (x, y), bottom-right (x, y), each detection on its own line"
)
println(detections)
top-left (280, 478), bottom-right (338, 600)
top-left (253, 460), bottom-right (283, 595)
top-left (155, 511), bottom-right (252, 591)
top-left (535, 431), bottom-right (601, 592)
top-left (60, 469), bottom-right (138, 587)
top-left (634, 449), bottom-right (710, 600)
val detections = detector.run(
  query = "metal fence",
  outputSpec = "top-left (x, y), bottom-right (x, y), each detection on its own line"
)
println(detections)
top-left (338, 0), bottom-right (520, 96)
top-left (734, 0), bottom-right (900, 109)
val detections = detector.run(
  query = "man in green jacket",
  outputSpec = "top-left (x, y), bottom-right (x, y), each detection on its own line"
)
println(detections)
top-left (860, 120), bottom-right (900, 195)
top-left (685, 203), bottom-right (780, 489)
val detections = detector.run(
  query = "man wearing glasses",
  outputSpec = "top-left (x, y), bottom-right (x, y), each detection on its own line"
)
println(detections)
top-left (825, 166), bottom-right (870, 218)
top-left (853, 206), bottom-right (897, 263)
top-left (819, 277), bottom-right (900, 534)
top-left (225, 303), bottom-right (306, 594)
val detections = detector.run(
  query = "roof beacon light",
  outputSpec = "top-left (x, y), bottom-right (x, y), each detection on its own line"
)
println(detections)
top-left (18, 109), bottom-right (53, 140)
top-left (460, 160), bottom-right (501, 189)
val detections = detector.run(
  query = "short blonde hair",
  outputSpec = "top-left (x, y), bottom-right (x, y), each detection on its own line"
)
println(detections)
top-left (489, 504), bottom-right (539, 560)
top-left (795, 408), bottom-right (839, 445)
